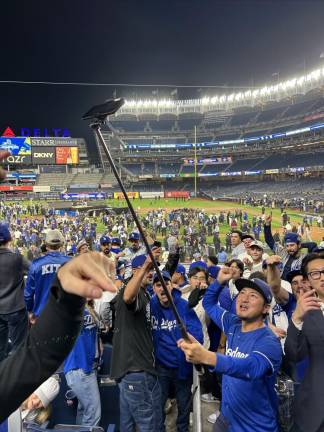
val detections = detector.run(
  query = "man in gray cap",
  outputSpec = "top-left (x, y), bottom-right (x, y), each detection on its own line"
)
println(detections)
top-left (24, 229), bottom-right (70, 323)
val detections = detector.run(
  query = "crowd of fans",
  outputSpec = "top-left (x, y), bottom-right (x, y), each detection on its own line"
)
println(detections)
top-left (0, 197), bottom-right (324, 431)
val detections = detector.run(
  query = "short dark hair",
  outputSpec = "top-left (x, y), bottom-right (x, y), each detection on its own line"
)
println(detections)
top-left (225, 259), bottom-right (244, 276)
top-left (188, 266), bottom-right (208, 282)
top-left (208, 255), bottom-right (218, 265)
top-left (301, 252), bottom-right (324, 278)
top-left (249, 271), bottom-right (266, 281)
top-left (231, 230), bottom-right (243, 240)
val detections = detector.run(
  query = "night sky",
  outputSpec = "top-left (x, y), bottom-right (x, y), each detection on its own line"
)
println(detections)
top-left (1, 0), bottom-right (324, 158)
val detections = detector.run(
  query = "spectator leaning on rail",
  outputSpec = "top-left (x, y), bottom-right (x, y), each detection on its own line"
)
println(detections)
top-left (178, 266), bottom-right (282, 432)
top-left (151, 270), bottom-right (203, 432)
top-left (24, 229), bottom-right (69, 324)
top-left (264, 214), bottom-right (317, 280)
top-left (0, 224), bottom-right (30, 361)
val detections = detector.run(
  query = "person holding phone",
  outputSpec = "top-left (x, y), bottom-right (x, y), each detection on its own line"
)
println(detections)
top-left (285, 252), bottom-right (324, 432)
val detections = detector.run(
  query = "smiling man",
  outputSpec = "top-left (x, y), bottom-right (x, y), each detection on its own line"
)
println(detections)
top-left (178, 266), bottom-right (282, 432)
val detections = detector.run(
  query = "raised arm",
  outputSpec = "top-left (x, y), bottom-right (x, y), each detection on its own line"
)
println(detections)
top-left (123, 249), bottom-right (159, 304)
top-left (266, 255), bottom-right (289, 304)
top-left (202, 267), bottom-right (240, 335)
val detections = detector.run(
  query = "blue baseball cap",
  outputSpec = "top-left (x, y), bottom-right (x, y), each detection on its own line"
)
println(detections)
top-left (0, 224), bottom-right (11, 243)
top-left (100, 235), bottom-right (111, 245)
top-left (175, 264), bottom-right (186, 276)
top-left (131, 254), bottom-right (147, 269)
top-left (284, 233), bottom-right (300, 244)
top-left (129, 232), bottom-right (140, 241)
top-left (111, 237), bottom-right (121, 245)
top-left (235, 278), bottom-right (273, 304)
top-left (153, 270), bottom-right (171, 284)
top-left (208, 265), bottom-right (221, 280)
top-left (189, 261), bottom-right (208, 272)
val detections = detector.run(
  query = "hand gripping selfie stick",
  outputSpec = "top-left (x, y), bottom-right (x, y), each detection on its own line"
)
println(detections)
top-left (83, 98), bottom-right (188, 339)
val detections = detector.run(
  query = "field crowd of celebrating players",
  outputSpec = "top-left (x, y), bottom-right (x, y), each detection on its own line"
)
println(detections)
top-left (0, 154), bottom-right (324, 432)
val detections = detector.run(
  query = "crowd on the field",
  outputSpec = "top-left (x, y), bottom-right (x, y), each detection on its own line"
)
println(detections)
top-left (1, 200), bottom-right (324, 432)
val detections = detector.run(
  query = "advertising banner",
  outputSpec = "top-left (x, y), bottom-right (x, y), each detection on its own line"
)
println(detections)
top-left (33, 185), bottom-right (51, 192)
top-left (32, 146), bottom-right (56, 164)
top-left (56, 147), bottom-right (79, 164)
top-left (60, 192), bottom-right (106, 200)
top-left (40, 165), bottom-right (66, 173)
top-left (0, 137), bottom-right (32, 164)
top-left (164, 191), bottom-right (190, 198)
top-left (113, 191), bottom-right (139, 199)
top-left (0, 185), bottom-right (33, 191)
top-left (265, 169), bottom-right (279, 174)
top-left (140, 191), bottom-right (164, 199)
top-left (183, 157), bottom-right (232, 165)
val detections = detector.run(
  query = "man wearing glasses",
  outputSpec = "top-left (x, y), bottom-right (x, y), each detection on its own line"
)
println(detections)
top-left (285, 252), bottom-right (324, 432)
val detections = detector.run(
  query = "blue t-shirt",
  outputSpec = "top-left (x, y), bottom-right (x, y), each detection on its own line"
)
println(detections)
top-left (64, 308), bottom-right (98, 374)
top-left (203, 282), bottom-right (282, 432)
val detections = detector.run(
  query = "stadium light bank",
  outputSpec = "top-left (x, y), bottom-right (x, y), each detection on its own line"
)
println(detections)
top-left (119, 67), bottom-right (324, 114)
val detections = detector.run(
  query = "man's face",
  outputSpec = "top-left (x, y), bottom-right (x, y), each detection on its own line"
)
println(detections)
top-left (249, 246), bottom-right (263, 263)
top-left (236, 287), bottom-right (269, 321)
top-left (129, 239), bottom-right (140, 250)
top-left (154, 279), bottom-right (172, 306)
top-left (132, 267), bottom-right (153, 286)
top-left (306, 258), bottom-right (324, 299)
top-left (231, 233), bottom-right (241, 247)
top-left (189, 271), bottom-right (207, 289)
top-left (291, 275), bottom-right (311, 299)
top-left (243, 238), bottom-right (253, 250)
top-left (285, 242), bottom-right (299, 256)
top-left (100, 242), bottom-right (111, 254)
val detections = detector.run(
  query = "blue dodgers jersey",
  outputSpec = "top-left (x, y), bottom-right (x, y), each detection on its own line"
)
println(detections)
top-left (24, 251), bottom-right (70, 316)
top-left (203, 281), bottom-right (282, 432)
top-left (64, 309), bottom-right (98, 374)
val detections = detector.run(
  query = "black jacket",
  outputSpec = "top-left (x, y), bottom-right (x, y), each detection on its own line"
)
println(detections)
top-left (0, 275), bottom-right (85, 421)
top-left (284, 310), bottom-right (324, 432)
top-left (0, 248), bottom-right (29, 314)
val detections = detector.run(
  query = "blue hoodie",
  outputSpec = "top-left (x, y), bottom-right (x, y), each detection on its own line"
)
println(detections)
top-left (151, 288), bottom-right (203, 380)
top-left (24, 251), bottom-right (70, 316)
top-left (203, 282), bottom-right (282, 432)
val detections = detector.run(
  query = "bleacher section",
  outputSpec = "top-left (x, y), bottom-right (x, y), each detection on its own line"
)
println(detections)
top-left (37, 173), bottom-right (76, 187)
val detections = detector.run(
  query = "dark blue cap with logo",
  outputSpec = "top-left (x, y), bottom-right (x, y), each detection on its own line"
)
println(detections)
top-left (235, 278), bottom-right (273, 304)
top-left (284, 233), bottom-right (300, 244)
top-left (131, 254), bottom-right (147, 268)
top-left (129, 232), bottom-right (140, 241)
top-left (208, 265), bottom-right (221, 280)
top-left (0, 224), bottom-right (11, 243)
top-left (189, 261), bottom-right (208, 271)
top-left (153, 270), bottom-right (171, 284)
top-left (100, 235), bottom-right (111, 245)
top-left (111, 237), bottom-right (121, 245)
top-left (175, 264), bottom-right (186, 276)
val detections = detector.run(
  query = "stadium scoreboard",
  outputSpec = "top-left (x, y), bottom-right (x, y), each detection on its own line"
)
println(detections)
top-left (0, 136), bottom-right (80, 165)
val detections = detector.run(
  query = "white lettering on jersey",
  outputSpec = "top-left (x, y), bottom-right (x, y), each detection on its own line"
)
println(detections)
top-left (41, 263), bottom-right (62, 275)
top-left (226, 346), bottom-right (249, 358)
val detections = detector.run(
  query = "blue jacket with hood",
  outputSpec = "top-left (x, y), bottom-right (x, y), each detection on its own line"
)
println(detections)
top-left (151, 288), bottom-right (203, 379)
